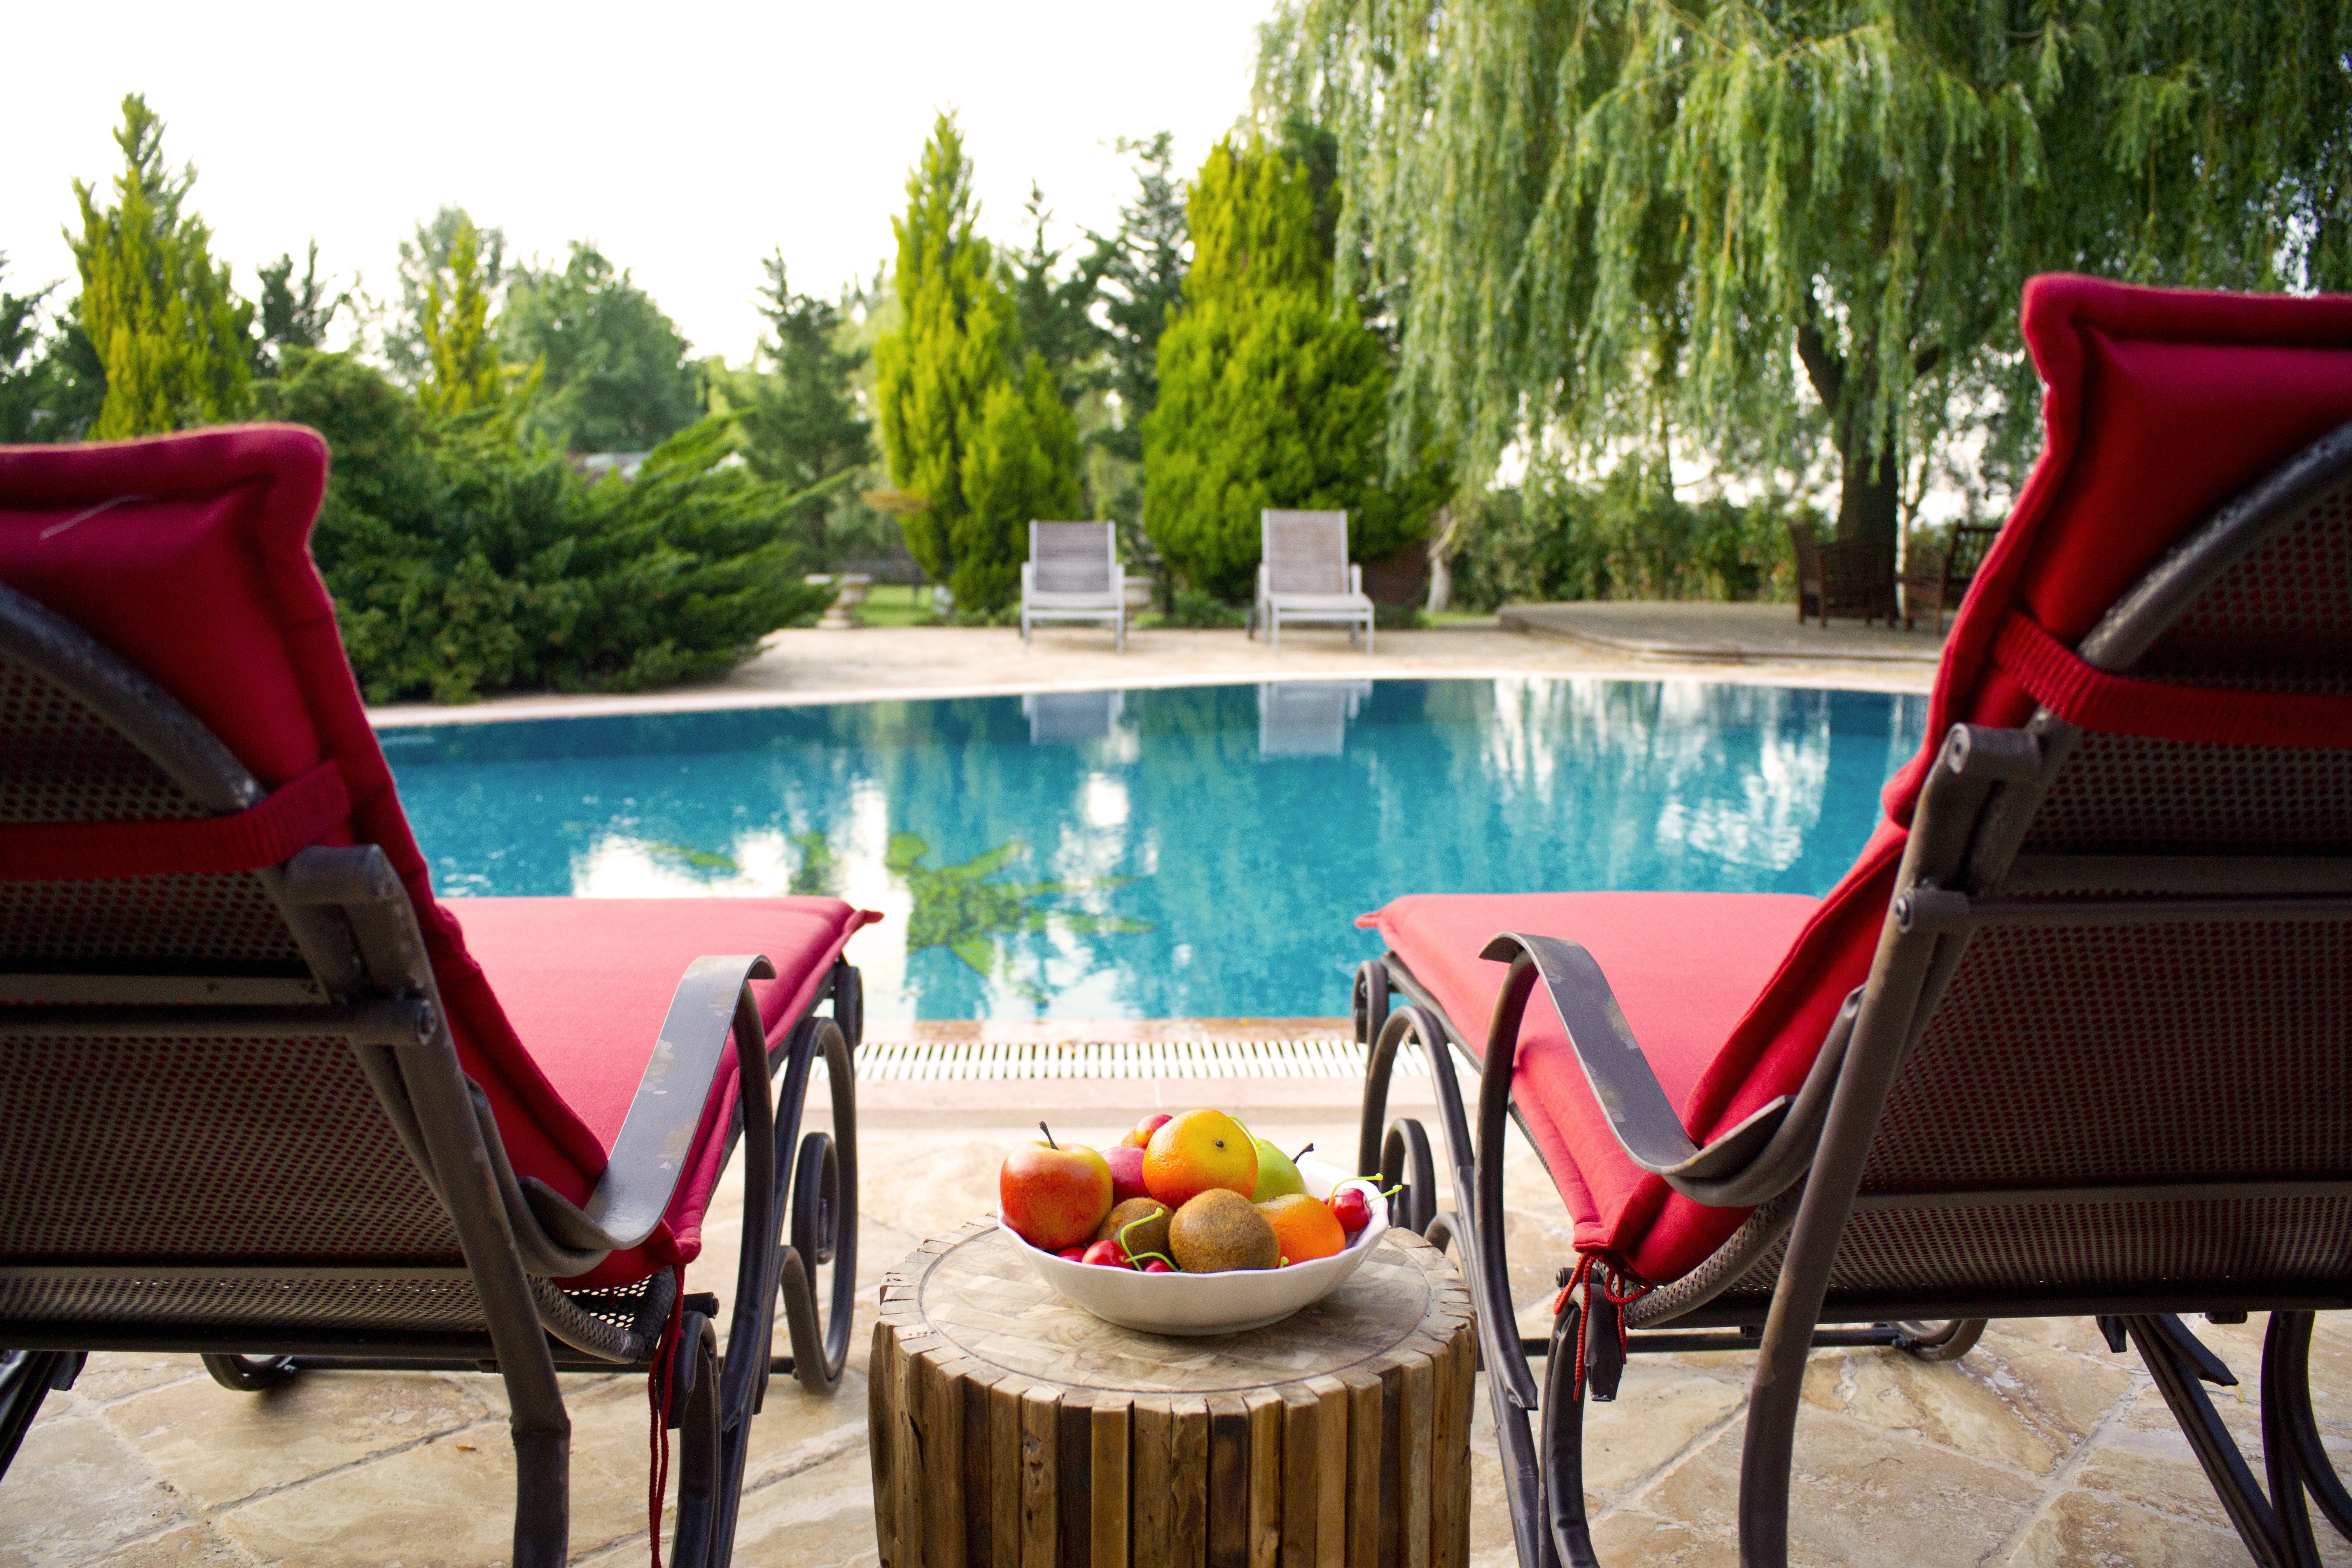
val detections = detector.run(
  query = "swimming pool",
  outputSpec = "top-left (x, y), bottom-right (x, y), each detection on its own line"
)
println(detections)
top-left (381, 679), bottom-right (1927, 1026)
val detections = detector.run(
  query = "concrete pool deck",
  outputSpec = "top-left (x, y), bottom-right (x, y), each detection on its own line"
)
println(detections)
top-left (363, 609), bottom-right (1937, 728)
top-left (6, 1101), bottom-right (2344, 1567)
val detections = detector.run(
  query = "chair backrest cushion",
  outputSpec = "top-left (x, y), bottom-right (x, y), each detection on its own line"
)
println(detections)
top-left (1031, 520), bottom-right (1115, 594)
top-left (0, 429), bottom-right (639, 1265)
top-left (1262, 511), bottom-right (1350, 594)
top-left (1607, 276), bottom-right (2352, 1285)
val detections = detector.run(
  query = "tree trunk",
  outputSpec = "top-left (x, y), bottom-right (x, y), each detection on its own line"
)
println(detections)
top-left (1836, 434), bottom-right (1900, 549)
top-left (1797, 316), bottom-right (1901, 602)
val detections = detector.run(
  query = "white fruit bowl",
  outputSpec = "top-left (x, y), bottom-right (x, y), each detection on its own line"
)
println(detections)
top-left (998, 1156), bottom-right (1391, 1335)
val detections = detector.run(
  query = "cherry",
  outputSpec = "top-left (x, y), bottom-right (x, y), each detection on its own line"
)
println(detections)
top-left (1328, 1186), bottom-right (1375, 1234)
top-left (1141, 1258), bottom-right (1174, 1273)
top-left (1082, 1239), bottom-right (1132, 1268)
top-left (1057, 1246), bottom-right (1087, 1262)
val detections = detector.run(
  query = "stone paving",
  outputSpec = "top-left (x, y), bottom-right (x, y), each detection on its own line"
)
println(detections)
top-left (4, 1104), bottom-right (2344, 1567)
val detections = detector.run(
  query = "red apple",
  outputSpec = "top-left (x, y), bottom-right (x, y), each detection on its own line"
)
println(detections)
top-left (1120, 1111), bottom-right (1175, 1150)
top-left (1104, 1144), bottom-right (1150, 1205)
top-left (1001, 1124), bottom-right (1114, 1251)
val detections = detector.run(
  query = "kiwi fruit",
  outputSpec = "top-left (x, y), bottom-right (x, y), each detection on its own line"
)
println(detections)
top-left (1168, 1189), bottom-right (1281, 1272)
top-left (1096, 1197), bottom-right (1172, 1260)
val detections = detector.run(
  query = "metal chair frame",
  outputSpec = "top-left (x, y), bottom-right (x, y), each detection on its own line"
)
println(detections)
top-left (0, 583), bottom-right (862, 1568)
top-left (1353, 427), bottom-right (2352, 1568)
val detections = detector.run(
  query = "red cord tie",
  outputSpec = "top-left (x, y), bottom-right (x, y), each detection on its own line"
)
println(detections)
top-left (1553, 1252), bottom-right (1652, 1403)
top-left (647, 1270), bottom-right (686, 1568)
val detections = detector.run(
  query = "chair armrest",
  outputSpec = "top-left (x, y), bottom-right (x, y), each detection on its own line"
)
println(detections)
top-left (1478, 934), bottom-right (1791, 1185)
top-left (520, 954), bottom-right (776, 1254)
top-left (1350, 563), bottom-right (1363, 594)
top-left (1021, 562), bottom-right (1034, 598)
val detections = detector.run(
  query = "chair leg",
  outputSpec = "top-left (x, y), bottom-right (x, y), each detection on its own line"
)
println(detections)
top-left (664, 1310), bottom-right (724, 1568)
top-left (1538, 1304), bottom-right (1601, 1568)
top-left (2265, 1311), bottom-right (2352, 1545)
top-left (775, 1017), bottom-right (859, 1396)
top-left (0, 1349), bottom-right (78, 1479)
top-left (2126, 1313), bottom-right (2315, 1568)
top-left (201, 1353), bottom-right (299, 1391)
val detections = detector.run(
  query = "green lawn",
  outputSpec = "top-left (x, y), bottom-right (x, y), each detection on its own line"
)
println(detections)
top-left (851, 583), bottom-right (941, 627)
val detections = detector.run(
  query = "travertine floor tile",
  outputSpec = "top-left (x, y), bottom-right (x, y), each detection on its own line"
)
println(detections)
top-left (727, 1449), bottom-right (878, 1568)
top-left (1799, 1332), bottom-right (2133, 1476)
top-left (89, 1522), bottom-right (247, 1566)
top-left (2007, 1489), bottom-right (2255, 1568)
top-left (105, 1370), bottom-right (495, 1510)
top-left (0, 1411), bottom-right (187, 1565)
top-left (1643, 1409), bottom-right (2047, 1568)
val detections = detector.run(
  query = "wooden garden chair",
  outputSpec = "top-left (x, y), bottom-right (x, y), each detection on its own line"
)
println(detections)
top-left (0, 426), bottom-right (880, 1567)
top-left (1348, 276), bottom-right (2352, 1568)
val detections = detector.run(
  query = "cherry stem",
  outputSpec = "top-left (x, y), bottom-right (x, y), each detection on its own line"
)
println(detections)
top-left (1038, 1121), bottom-right (1057, 1150)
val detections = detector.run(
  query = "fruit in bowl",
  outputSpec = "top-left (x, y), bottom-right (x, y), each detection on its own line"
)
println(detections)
top-left (998, 1124), bottom-right (1114, 1253)
top-left (994, 1108), bottom-right (1395, 1334)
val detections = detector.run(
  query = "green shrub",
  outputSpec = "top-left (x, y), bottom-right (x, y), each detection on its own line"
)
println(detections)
top-left (1448, 458), bottom-right (1802, 611)
top-left (1161, 588), bottom-right (1247, 628)
top-left (259, 350), bottom-right (831, 703)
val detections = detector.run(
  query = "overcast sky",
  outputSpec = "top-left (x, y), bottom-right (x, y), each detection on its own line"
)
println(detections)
top-left (2, 0), bottom-right (1279, 367)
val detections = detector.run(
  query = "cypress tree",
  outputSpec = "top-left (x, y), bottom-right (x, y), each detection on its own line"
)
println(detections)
top-left (66, 95), bottom-right (252, 438)
top-left (875, 113), bottom-right (1080, 612)
top-left (0, 259), bottom-right (54, 442)
top-left (417, 219), bottom-right (509, 419)
top-left (960, 354), bottom-right (1084, 607)
top-left (1089, 133), bottom-right (1191, 466)
top-left (1143, 138), bottom-right (1438, 600)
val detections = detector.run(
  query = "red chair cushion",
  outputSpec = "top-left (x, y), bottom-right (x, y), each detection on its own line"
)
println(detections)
top-left (451, 897), bottom-right (875, 1288)
top-left (0, 427), bottom-right (883, 1290)
top-left (1359, 891), bottom-right (1823, 1267)
top-left (1361, 276), bottom-right (2352, 1288)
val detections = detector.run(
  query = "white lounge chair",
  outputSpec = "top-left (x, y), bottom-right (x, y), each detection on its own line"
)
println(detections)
top-left (1020, 520), bottom-right (1125, 650)
top-left (1253, 509), bottom-right (1376, 653)
top-left (1258, 680), bottom-right (1372, 757)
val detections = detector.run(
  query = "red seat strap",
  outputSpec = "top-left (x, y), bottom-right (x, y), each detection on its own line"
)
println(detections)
top-left (0, 759), bottom-right (351, 881)
top-left (1990, 611), bottom-right (2352, 749)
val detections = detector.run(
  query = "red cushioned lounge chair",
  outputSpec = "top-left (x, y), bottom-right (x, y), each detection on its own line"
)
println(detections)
top-left (0, 427), bottom-right (880, 1567)
top-left (1348, 276), bottom-right (2352, 1568)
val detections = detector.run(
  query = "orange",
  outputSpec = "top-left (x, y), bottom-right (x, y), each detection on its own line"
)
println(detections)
top-left (1141, 1109), bottom-right (1259, 1207)
top-left (1258, 1194), bottom-right (1346, 1265)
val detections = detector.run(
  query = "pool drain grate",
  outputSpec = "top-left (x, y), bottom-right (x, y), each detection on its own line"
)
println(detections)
top-left (853, 1037), bottom-right (1435, 1080)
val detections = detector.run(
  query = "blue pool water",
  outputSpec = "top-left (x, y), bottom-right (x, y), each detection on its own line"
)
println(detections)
top-left (381, 679), bottom-right (1927, 1025)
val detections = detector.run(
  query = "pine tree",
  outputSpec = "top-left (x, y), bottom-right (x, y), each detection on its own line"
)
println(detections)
top-left (1143, 138), bottom-right (1440, 599)
top-left (1088, 133), bottom-right (1191, 466)
top-left (741, 252), bottom-right (872, 558)
top-left (1008, 183), bottom-right (1108, 405)
top-left (417, 219), bottom-right (509, 419)
top-left (0, 258), bottom-right (55, 442)
top-left (874, 112), bottom-right (1078, 611)
top-left (1258, 0), bottom-right (2352, 588)
top-left (66, 95), bottom-right (253, 439)
top-left (254, 241), bottom-right (346, 376)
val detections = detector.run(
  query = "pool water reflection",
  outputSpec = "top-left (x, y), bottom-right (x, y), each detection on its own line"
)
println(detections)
top-left (381, 679), bottom-right (1927, 1025)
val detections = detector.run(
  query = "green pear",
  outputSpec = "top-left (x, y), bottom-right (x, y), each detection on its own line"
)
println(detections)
top-left (1249, 1138), bottom-right (1308, 1202)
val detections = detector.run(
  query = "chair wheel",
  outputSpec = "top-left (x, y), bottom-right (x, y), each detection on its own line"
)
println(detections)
top-left (201, 1354), bottom-right (299, 1391)
top-left (1890, 1319), bottom-right (1986, 1362)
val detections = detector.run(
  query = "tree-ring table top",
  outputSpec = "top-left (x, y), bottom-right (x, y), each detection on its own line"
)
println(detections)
top-left (882, 1217), bottom-right (1467, 1394)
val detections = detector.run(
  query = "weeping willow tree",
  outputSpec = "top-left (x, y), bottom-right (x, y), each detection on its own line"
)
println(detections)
top-left (1256, 2), bottom-right (2352, 579)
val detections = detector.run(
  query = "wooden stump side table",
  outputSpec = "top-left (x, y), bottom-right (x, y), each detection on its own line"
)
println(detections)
top-left (871, 1219), bottom-right (1475, 1568)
